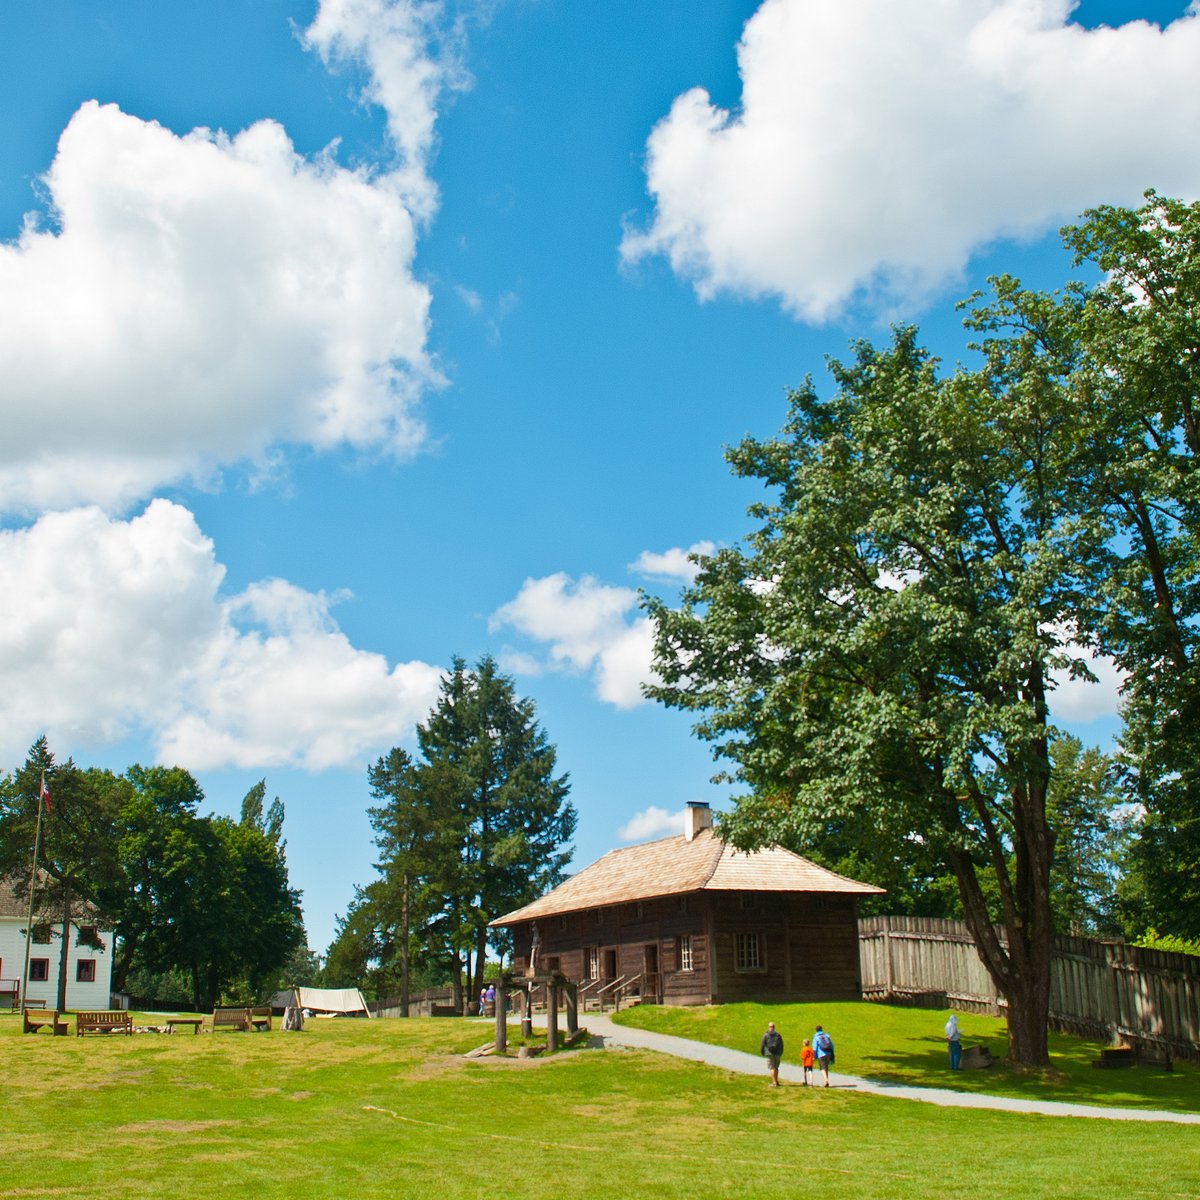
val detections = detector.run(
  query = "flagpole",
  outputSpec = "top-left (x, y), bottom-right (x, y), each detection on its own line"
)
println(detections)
top-left (19, 775), bottom-right (48, 1011)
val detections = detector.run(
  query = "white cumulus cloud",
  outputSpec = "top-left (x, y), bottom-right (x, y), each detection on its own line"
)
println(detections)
top-left (490, 572), bottom-right (657, 709)
top-left (618, 805), bottom-right (686, 842)
top-left (0, 501), bottom-right (444, 770)
top-left (0, 100), bottom-right (438, 514)
top-left (622, 0), bottom-right (1200, 320)
top-left (1048, 644), bottom-right (1125, 725)
top-left (630, 540), bottom-right (716, 583)
top-left (304, 0), bottom-right (464, 221)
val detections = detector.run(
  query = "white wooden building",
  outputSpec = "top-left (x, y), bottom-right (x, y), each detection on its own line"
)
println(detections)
top-left (0, 879), bottom-right (115, 1010)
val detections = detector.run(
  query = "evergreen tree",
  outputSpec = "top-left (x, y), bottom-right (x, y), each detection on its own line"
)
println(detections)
top-left (356, 657), bottom-right (576, 1008)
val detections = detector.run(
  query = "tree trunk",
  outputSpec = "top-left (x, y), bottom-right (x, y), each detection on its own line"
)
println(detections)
top-left (56, 883), bottom-right (72, 1011)
top-left (1003, 957), bottom-right (1052, 1065)
top-left (399, 875), bottom-right (410, 1018)
top-left (950, 801), bottom-right (1055, 1068)
top-left (111, 932), bottom-right (138, 993)
top-left (474, 922), bottom-right (488, 998)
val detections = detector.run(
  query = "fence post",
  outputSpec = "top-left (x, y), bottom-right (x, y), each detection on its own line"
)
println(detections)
top-left (882, 915), bottom-right (893, 1000)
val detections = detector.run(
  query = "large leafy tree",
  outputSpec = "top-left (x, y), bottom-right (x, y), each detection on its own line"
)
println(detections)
top-left (0, 739), bottom-right (123, 1008)
top-left (95, 763), bottom-right (205, 992)
top-left (0, 746), bottom-right (304, 1010)
top-left (967, 192), bottom-right (1200, 936)
top-left (647, 193), bottom-right (1200, 1064)
top-left (646, 328), bottom-right (1095, 1066)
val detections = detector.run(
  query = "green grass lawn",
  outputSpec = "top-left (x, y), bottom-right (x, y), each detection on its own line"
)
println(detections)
top-left (612, 999), bottom-right (1200, 1112)
top-left (1, 1011), bottom-right (1197, 1199)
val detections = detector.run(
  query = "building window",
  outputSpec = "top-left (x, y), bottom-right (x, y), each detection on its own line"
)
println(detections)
top-left (739, 892), bottom-right (757, 910)
top-left (594, 908), bottom-right (604, 925)
top-left (734, 932), bottom-right (762, 972)
top-left (586, 947), bottom-right (599, 980)
top-left (678, 895), bottom-right (689, 914)
top-left (635, 901), bottom-right (645, 920)
top-left (32, 923), bottom-right (51, 944)
top-left (557, 916), bottom-right (567, 931)
top-left (29, 958), bottom-right (49, 982)
top-left (76, 960), bottom-right (96, 983)
top-left (77, 925), bottom-right (102, 948)
top-left (677, 935), bottom-right (694, 972)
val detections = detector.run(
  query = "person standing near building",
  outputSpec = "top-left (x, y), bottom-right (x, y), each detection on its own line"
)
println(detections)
top-left (812, 1025), bottom-right (835, 1087)
top-left (945, 1012), bottom-right (962, 1070)
top-left (760, 1021), bottom-right (784, 1088)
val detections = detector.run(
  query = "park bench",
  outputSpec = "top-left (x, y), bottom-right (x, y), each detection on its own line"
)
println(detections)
top-left (212, 1006), bottom-right (251, 1031)
top-left (76, 1010), bottom-right (133, 1036)
top-left (1094, 1039), bottom-right (1174, 1071)
top-left (23, 1007), bottom-right (68, 1035)
top-left (249, 1005), bottom-right (272, 1031)
top-left (165, 1016), bottom-right (205, 1035)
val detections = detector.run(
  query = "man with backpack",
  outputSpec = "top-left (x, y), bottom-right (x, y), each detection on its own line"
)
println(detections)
top-left (812, 1025), bottom-right (835, 1087)
top-left (760, 1020), bottom-right (784, 1087)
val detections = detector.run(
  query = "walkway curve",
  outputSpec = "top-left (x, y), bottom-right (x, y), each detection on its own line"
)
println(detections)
top-left (576, 1014), bottom-right (1200, 1125)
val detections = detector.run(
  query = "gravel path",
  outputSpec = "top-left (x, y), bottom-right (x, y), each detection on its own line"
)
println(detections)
top-left (577, 1013), bottom-right (1200, 1124)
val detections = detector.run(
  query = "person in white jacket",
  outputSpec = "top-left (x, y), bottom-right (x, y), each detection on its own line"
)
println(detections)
top-left (945, 1013), bottom-right (962, 1070)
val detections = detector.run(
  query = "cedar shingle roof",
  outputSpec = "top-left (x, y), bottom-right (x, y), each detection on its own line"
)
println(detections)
top-left (0, 876), bottom-right (101, 923)
top-left (490, 828), bottom-right (883, 926)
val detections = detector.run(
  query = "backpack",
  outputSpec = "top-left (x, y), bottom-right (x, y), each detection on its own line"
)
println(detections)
top-left (815, 1031), bottom-right (833, 1055)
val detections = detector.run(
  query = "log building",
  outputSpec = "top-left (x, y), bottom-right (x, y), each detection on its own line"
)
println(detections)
top-left (490, 802), bottom-right (883, 1006)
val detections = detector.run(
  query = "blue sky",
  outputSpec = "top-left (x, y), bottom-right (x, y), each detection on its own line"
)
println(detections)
top-left (2, 0), bottom-right (1197, 952)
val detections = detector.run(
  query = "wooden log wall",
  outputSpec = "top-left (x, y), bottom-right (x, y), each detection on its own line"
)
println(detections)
top-left (859, 916), bottom-right (1200, 1062)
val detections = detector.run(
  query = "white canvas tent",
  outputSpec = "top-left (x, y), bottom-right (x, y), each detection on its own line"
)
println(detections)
top-left (291, 986), bottom-right (372, 1017)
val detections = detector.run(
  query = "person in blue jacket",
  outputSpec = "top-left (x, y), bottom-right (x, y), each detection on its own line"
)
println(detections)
top-left (812, 1025), bottom-right (835, 1087)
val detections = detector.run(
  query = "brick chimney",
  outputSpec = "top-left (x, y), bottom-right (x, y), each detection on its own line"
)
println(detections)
top-left (685, 801), bottom-right (713, 841)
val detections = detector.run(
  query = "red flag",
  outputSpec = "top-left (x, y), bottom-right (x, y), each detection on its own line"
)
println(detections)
top-left (39, 774), bottom-right (51, 814)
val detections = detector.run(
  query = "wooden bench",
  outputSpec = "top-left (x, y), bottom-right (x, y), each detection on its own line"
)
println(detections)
top-left (212, 1006), bottom-right (251, 1031)
top-left (23, 1007), bottom-right (68, 1036)
top-left (76, 1010), bottom-right (133, 1036)
top-left (249, 1006), bottom-right (272, 1031)
top-left (166, 1016), bottom-right (205, 1035)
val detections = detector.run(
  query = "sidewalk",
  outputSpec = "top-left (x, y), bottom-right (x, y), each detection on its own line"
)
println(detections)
top-left (576, 1013), bottom-right (1200, 1125)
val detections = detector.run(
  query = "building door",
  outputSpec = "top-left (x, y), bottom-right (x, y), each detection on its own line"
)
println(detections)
top-left (643, 944), bottom-right (660, 1001)
top-left (603, 949), bottom-right (617, 979)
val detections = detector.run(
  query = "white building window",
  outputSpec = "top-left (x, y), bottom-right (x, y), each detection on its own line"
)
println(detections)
top-left (678, 935), bottom-right (694, 972)
top-left (734, 932), bottom-right (762, 972)
top-left (586, 947), bottom-right (599, 980)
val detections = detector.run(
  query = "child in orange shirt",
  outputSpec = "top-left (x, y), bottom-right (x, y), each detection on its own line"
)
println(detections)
top-left (800, 1038), bottom-right (815, 1085)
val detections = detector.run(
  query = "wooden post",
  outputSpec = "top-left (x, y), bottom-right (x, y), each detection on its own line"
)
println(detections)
top-left (494, 974), bottom-right (509, 1053)
top-left (520, 982), bottom-right (532, 1039)
top-left (565, 980), bottom-right (578, 1037)
top-left (546, 977), bottom-right (559, 1053)
top-left (883, 915), bottom-right (894, 1000)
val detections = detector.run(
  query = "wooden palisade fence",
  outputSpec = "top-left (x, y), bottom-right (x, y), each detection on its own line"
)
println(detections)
top-left (859, 916), bottom-right (1200, 1063)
